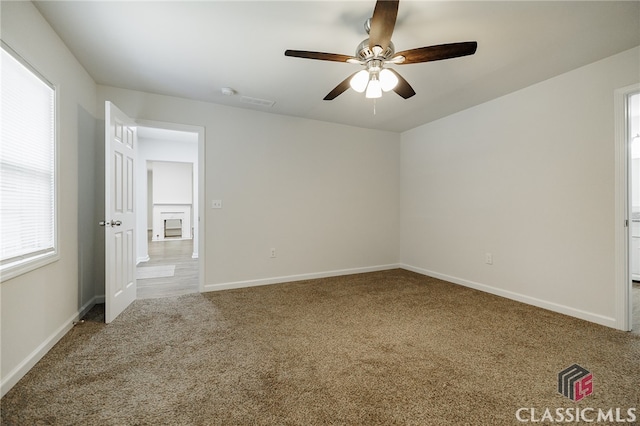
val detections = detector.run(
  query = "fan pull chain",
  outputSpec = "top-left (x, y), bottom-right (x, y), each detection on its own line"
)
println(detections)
top-left (373, 99), bottom-right (377, 115)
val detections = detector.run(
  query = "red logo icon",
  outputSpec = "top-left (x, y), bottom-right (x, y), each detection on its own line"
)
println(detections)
top-left (558, 364), bottom-right (593, 401)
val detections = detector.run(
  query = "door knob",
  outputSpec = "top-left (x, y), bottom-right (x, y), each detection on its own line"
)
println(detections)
top-left (99, 220), bottom-right (122, 227)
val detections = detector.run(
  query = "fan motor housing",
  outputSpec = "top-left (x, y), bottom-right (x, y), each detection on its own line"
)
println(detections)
top-left (355, 39), bottom-right (395, 62)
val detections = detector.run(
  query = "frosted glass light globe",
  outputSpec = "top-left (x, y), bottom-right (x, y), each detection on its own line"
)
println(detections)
top-left (379, 69), bottom-right (398, 92)
top-left (349, 70), bottom-right (370, 93)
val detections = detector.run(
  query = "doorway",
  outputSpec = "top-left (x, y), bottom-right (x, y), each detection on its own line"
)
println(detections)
top-left (134, 124), bottom-right (204, 299)
top-left (614, 84), bottom-right (640, 332)
top-left (629, 92), bottom-right (640, 334)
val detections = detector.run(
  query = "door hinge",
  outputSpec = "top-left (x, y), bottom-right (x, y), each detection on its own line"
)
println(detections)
top-left (626, 219), bottom-right (629, 227)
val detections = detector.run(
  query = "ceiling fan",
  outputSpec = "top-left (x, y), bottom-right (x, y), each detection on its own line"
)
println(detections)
top-left (284, 0), bottom-right (477, 101)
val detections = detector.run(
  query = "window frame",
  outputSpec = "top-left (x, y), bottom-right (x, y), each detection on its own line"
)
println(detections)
top-left (1, 41), bottom-right (59, 282)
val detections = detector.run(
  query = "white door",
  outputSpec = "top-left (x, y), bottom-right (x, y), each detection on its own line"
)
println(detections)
top-left (103, 101), bottom-right (137, 323)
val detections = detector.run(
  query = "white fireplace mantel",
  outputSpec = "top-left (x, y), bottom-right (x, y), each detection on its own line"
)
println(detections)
top-left (152, 204), bottom-right (192, 241)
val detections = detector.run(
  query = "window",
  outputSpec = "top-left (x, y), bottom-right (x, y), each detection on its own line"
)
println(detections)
top-left (1, 42), bottom-right (57, 281)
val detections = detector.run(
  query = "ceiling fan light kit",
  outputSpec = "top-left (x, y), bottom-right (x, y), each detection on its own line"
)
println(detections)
top-left (350, 63), bottom-right (398, 98)
top-left (284, 0), bottom-right (477, 102)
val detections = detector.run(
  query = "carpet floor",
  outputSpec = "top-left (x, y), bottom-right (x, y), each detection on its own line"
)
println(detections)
top-left (2, 269), bottom-right (639, 425)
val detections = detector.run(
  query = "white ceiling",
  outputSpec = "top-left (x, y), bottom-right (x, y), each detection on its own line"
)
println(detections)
top-left (35, 1), bottom-right (640, 133)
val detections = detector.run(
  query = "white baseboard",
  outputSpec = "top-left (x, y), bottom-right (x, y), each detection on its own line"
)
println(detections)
top-left (203, 264), bottom-right (400, 293)
top-left (400, 264), bottom-right (618, 329)
top-left (78, 296), bottom-right (97, 319)
top-left (1, 295), bottom-right (101, 398)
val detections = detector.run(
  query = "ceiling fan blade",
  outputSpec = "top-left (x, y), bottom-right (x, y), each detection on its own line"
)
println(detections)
top-left (388, 69), bottom-right (415, 99)
top-left (285, 50), bottom-right (355, 63)
top-left (368, 0), bottom-right (399, 52)
top-left (324, 72), bottom-right (358, 100)
top-left (395, 42), bottom-right (478, 64)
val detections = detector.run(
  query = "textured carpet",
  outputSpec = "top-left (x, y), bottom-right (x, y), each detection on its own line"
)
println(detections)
top-left (136, 265), bottom-right (175, 280)
top-left (2, 269), bottom-right (639, 425)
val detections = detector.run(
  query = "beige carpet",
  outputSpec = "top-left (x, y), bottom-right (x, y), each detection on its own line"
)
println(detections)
top-left (2, 270), bottom-right (638, 425)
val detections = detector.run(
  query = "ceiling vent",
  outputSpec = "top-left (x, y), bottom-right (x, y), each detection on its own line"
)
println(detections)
top-left (240, 96), bottom-right (275, 108)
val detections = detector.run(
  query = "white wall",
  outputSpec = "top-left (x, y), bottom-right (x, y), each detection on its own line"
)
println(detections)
top-left (400, 47), bottom-right (640, 329)
top-left (0, 1), bottom-right (98, 395)
top-left (97, 86), bottom-right (401, 289)
top-left (152, 161), bottom-right (193, 205)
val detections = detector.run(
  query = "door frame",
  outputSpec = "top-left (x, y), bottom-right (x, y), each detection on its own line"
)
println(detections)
top-left (614, 83), bottom-right (640, 331)
top-left (136, 119), bottom-right (206, 293)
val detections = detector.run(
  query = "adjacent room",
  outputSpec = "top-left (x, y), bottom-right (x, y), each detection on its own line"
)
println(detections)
top-left (1, 1), bottom-right (639, 423)
top-left (136, 126), bottom-right (200, 299)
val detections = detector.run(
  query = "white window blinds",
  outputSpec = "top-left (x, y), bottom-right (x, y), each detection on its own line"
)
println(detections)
top-left (1, 43), bottom-right (57, 279)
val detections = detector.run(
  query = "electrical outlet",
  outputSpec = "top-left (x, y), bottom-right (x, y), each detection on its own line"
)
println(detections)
top-left (270, 248), bottom-right (276, 258)
top-left (212, 200), bottom-right (222, 209)
top-left (485, 252), bottom-right (493, 265)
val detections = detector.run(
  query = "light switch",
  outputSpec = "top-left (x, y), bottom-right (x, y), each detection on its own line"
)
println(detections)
top-left (485, 252), bottom-right (493, 265)
top-left (212, 200), bottom-right (222, 209)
